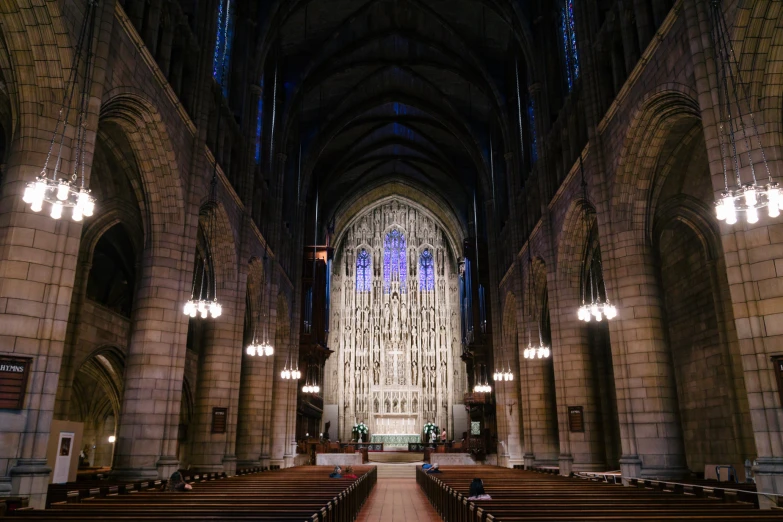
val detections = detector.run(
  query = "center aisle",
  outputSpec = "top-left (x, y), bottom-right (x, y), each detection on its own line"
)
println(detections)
top-left (356, 468), bottom-right (440, 522)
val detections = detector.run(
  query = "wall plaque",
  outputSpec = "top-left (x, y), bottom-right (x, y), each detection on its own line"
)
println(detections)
top-left (0, 356), bottom-right (31, 410)
top-left (568, 406), bottom-right (584, 433)
top-left (211, 407), bottom-right (227, 434)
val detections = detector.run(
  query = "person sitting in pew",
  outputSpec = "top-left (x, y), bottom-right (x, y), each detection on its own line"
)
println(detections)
top-left (466, 478), bottom-right (491, 500)
top-left (343, 466), bottom-right (358, 479)
top-left (422, 463), bottom-right (432, 470)
top-left (426, 463), bottom-right (441, 474)
top-left (329, 466), bottom-right (343, 478)
top-left (166, 471), bottom-right (192, 492)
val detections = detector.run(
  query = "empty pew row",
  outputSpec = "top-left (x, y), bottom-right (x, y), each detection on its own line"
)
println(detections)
top-left (45, 469), bottom-right (233, 508)
top-left (417, 466), bottom-right (783, 522)
top-left (12, 466), bottom-right (376, 522)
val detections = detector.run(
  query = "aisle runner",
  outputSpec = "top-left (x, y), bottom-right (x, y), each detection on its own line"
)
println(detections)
top-left (368, 452), bottom-right (424, 463)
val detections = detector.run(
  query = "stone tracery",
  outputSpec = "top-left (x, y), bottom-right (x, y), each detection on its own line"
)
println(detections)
top-left (326, 199), bottom-right (464, 441)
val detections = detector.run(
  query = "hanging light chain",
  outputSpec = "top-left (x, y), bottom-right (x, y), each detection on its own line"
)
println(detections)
top-left (710, 0), bottom-right (780, 224)
top-left (22, 0), bottom-right (98, 221)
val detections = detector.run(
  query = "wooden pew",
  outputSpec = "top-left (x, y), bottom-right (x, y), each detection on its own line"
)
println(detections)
top-left (417, 465), bottom-right (783, 522)
top-left (12, 466), bottom-right (375, 522)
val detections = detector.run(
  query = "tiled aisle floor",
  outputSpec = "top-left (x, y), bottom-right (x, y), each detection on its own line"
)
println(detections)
top-left (356, 478), bottom-right (441, 522)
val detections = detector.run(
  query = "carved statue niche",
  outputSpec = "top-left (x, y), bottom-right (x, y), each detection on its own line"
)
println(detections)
top-left (374, 396), bottom-right (379, 413)
top-left (385, 399), bottom-right (391, 413)
top-left (412, 397), bottom-right (418, 413)
top-left (391, 294), bottom-right (399, 335)
top-left (373, 359), bottom-right (380, 385)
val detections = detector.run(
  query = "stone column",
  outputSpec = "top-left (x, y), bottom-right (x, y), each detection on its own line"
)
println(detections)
top-left (156, 18), bottom-right (175, 78)
top-left (549, 254), bottom-right (607, 474)
top-left (632, 0), bottom-right (654, 50)
top-left (603, 231), bottom-right (687, 479)
top-left (188, 279), bottom-right (242, 474)
top-left (110, 234), bottom-right (193, 481)
top-left (682, 0), bottom-right (783, 506)
top-left (141, 0), bottom-right (163, 56)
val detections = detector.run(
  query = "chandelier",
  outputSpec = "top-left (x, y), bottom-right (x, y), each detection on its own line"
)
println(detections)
top-left (493, 323), bottom-right (514, 381)
top-left (709, 1), bottom-right (779, 225)
top-left (523, 250), bottom-right (551, 360)
top-left (281, 351), bottom-right (301, 380)
top-left (183, 179), bottom-right (223, 319)
top-left (576, 254), bottom-right (617, 322)
top-left (301, 363), bottom-right (320, 394)
top-left (246, 261), bottom-right (273, 356)
top-left (22, 0), bottom-right (98, 221)
top-left (576, 157), bottom-right (617, 323)
top-left (473, 364), bottom-right (492, 394)
top-left (493, 363), bottom-right (514, 381)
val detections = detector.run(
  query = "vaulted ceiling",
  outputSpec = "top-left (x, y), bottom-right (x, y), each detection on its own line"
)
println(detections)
top-left (257, 0), bottom-right (536, 231)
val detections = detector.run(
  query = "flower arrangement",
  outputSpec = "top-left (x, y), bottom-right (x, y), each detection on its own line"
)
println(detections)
top-left (423, 422), bottom-right (439, 438)
top-left (353, 422), bottom-right (369, 437)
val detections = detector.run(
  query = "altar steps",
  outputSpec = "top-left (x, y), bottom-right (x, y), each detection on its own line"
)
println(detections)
top-left (374, 463), bottom-right (419, 479)
top-left (368, 452), bottom-right (424, 464)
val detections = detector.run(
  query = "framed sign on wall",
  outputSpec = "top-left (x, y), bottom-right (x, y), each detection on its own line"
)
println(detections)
top-left (211, 407), bottom-right (227, 434)
top-left (0, 356), bottom-right (31, 410)
top-left (568, 406), bottom-right (584, 433)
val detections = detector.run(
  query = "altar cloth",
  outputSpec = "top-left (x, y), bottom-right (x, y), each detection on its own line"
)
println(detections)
top-left (369, 434), bottom-right (420, 449)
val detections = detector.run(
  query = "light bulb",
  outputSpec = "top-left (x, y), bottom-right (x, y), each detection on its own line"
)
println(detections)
top-left (246, 345), bottom-right (256, 356)
top-left (78, 191), bottom-right (95, 217)
top-left (715, 199), bottom-right (727, 221)
top-left (315, 385), bottom-right (320, 393)
top-left (265, 345), bottom-right (274, 356)
top-left (767, 185), bottom-right (780, 215)
top-left (725, 197), bottom-right (737, 224)
top-left (543, 347), bottom-right (550, 358)
top-left (747, 205), bottom-right (759, 224)
top-left (605, 304), bottom-right (617, 320)
top-left (50, 201), bottom-right (63, 219)
top-left (57, 182), bottom-right (70, 201)
top-left (108, 435), bottom-right (116, 443)
top-left (72, 205), bottom-right (83, 222)
top-left (83, 198), bottom-right (95, 217)
top-left (509, 373), bottom-right (514, 381)
top-left (745, 186), bottom-right (758, 207)
top-left (210, 301), bottom-right (222, 318)
top-left (183, 302), bottom-right (192, 316)
top-left (22, 185), bottom-right (34, 204)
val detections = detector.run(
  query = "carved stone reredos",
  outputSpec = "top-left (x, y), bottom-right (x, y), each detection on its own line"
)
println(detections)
top-left (325, 198), bottom-right (466, 441)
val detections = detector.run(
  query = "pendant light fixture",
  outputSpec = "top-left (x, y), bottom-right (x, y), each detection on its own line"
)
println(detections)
top-left (301, 362), bottom-right (320, 394)
top-left (523, 249), bottom-right (551, 359)
top-left (280, 337), bottom-right (300, 379)
top-left (246, 263), bottom-right (273, 356)
top-left (183, 176), bottom-right (223, 319)
top-left (23, 0), bottom-right (98, 221)
top-left (709, 1), bottom-right (779, 225)
top-left (493, 323), bottom-right (515, 381)
top-left (473, 364), bottom-right (491, 394)
top-left (575, 157), bottom-right (616, 323)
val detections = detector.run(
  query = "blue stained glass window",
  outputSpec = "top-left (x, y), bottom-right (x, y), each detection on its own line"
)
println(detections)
top-left (356, 249), bottom-right (372, 293)
top-left (254, 84), bottom-right (264, 164)
top-left (419, 249), bottom-right (435, 292)
top-left (213, 0), bottom-right (235, 97)
top-left (528, 98), bottom-right (538, 164)
top-left (383, 229), bottom-right (407, 293)
top-left (561, 0), bottom-right (579, 92)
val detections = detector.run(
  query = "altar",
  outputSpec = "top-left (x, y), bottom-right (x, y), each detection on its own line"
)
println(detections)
top-left (370, 416), bottom-right (419, 449)
top-left (370, 434), bottom-right (420, 449)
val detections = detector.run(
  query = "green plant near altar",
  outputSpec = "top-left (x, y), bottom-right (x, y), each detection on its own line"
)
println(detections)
top-left (423, 422), bottom-right (439, 438)
top-left (353, 422), bottom-right (369, 437)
